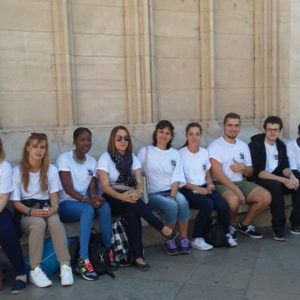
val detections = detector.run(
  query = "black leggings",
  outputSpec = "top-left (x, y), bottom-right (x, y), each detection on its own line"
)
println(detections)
top-left (104, 195), bottom-right (164, 259)
top-left (0, 208), bottom-right (25, 276)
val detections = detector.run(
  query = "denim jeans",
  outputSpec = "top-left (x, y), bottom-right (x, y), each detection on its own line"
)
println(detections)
top-left (0, 208), bottom-right (25, 276)
top-left (59, 200), bottom-right (112, 259)
top-left (180, 186), bottom-right (230, 238)
top-left (148, 191), bottom-right (190, 224)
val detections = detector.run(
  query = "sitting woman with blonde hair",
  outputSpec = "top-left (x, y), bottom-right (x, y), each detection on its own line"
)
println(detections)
top-left (11, 133), bottom-right (73, 288)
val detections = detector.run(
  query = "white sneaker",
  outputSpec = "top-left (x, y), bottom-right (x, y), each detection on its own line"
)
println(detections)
top-left (29, 267), bottom-right (52, 288)
top-left (60, 265), bottom-right (74, 286)
top-left (191, 238), bottom-right (213, 251)
top-left (226, 233), bottom-right (238, 247)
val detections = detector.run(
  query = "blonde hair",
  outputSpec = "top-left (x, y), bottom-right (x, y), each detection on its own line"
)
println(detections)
top-left (20, 133), bottom-right (49, 192)
top-left (0, 138), bottom-right (5, 162)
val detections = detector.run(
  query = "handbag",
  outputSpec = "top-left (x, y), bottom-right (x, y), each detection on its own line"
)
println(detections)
top-left (142, 147), bottom-right (149, 204)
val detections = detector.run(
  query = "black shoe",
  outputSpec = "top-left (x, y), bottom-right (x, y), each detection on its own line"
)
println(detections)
top-left (290, 225), bottom-right (300, 235)
top-left (273, 232), bottom-right (286, 242)
top-left (163, 229), bottom-right (179, 240)
top-left (134, 260), bottom-right (151, 272)
top-left (238, 223), bottom-right (263, 239)
top-left (11, 279), bottom-right (26, 294)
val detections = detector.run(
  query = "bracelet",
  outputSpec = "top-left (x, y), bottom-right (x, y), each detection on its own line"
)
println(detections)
top-left (82, 196), bottom-right (88, 203)
top-left (168, 195), bottom-right (175, 200)
top-left (27, 208), bottom-right (32, 217)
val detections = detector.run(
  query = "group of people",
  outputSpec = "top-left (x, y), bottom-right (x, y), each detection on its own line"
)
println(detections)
top-left (1, 112), bottom-right (300, 294)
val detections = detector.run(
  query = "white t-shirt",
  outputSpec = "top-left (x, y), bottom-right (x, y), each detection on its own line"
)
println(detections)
top-left (179, 146), bottom-right (210, 186)
top-left (97, 152), bottom-right (141, 184)
top-left (0, 160), bottom-right (13, 194)
top-left (265, 142), bottom-right (279, 173)
top-left (137, 145), bottom-right (186, 193)
top-left (57, 151), bottom-right (97, 202)
top-left (287, 139), bottom-right (300, 171)
top-left (10, 164), bottom-right (61, 201)
top-left (207, 137), bottom-right (252, 182)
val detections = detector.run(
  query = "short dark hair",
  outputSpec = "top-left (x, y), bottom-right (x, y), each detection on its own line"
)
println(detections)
top-left (73, 127), bottom-right (92, 141)
top-left (152, 120), bottom-right (174, 149)
top-left (263, 116), bottom-right (283, 130)
top-left (223, 112), bottom-right (241, 124)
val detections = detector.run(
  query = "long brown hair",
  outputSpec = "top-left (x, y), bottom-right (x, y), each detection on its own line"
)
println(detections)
top-left (107, 126), bottom-right (133, 155)
top-left (20, 133), bottom-right (49, 192)
top-left (0, 138), bottom-right (5, 162)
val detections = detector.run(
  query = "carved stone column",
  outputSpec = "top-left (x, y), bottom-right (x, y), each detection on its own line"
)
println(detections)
top-left (199, 0), bottom-right (215, 121)
top-left (124, 0), bottom-right (153, 124)
top-left (52, 0), bottom-right (75, 126)
top-left (254, 0), bottom-right (279, 119)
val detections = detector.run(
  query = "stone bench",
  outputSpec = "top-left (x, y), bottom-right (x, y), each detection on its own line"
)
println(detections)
top-left (4, 194), bottom-right (293, 255)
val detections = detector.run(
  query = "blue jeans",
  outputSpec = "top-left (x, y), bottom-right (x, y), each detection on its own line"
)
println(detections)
top-left (148, 191), bottom-right (190, 224)
top-left (59, 200), bottom-right (112, 259)
top-left (0, 208), bottom-right (25, 276)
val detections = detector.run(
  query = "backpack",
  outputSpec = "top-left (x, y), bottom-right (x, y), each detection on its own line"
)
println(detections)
top-left (88, 229), bottom-right (115, 279)
top-left (111, 217), bottom-right (131, 266)
top-left (203, 216), bottom-right (229, 248)
top-left (72, 229), bottom-right (115, 279)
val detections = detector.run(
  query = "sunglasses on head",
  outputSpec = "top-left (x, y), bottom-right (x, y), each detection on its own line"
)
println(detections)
top-left (116, 135), bottom-right (130, 142)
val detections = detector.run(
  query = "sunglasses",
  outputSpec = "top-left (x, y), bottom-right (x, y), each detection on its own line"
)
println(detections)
top-left (116, 135), bottom-right (130, 142)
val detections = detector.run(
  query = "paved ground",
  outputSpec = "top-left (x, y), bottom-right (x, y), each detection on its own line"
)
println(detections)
top-left (1, 227), bottom-right (300, 300)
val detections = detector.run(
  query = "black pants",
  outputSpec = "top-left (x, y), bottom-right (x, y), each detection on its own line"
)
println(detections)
top-left (104, 195), bottom-right (164, 259)
top-left (255, 176), bottom-right (300, 233)
top-left (180, 187), bottom-right (230, 238)
top-left (0, 208), bottom-right (25, 276)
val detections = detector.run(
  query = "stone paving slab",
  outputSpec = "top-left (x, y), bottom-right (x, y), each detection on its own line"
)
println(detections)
top-left (1, 227), bottom-right (300, 300)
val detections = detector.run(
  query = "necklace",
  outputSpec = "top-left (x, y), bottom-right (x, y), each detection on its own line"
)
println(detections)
top-left (73, 150), bottom-right (86, 164)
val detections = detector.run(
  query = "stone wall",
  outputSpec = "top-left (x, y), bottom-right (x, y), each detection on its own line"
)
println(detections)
top-left (0, 0), bottom-right (299, 163)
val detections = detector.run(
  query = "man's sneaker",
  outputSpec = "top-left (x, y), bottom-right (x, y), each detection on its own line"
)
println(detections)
top-left (108, 249), bottom-right (119, 271)
top-left (273, 232), bottom-right (286, 242)
top-left (228, 225), bottom-right (237, 240)
top-left (60, 265), bottom-right (74, 286)
top-left (238, 223), bottom-right (263, 239)
top-left (178, 237), bottom-right (191, 254)
top-left (75, 258), bottom-right (98, 281)
top-left (290, 225), bottom-right (300, 235)
top-left (29, 267), bottom-right (52, 288)
top-left (165, 239), bottom-right (179, 256)
top-left (191, 238), bottom-right (213, 251)
top-left (226, 233), bottom-right (238, 247)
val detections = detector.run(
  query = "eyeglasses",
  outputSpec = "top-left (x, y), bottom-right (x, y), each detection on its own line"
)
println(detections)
top-left (116, 135), bottom-right (130, 142)
top-left (266, 128), bottom-right (281, 133)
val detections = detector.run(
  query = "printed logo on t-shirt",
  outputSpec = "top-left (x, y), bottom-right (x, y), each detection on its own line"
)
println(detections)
top-left (87, 169), bottom-right (93, 176)
top-left (170, 160), bottom-right (176, 168)
top-left (202, 164), bottom-right (207, 171)
top-left (239, 153), bottom-right (244, 160)
top-left (274, 155), bottom-right (279, 160)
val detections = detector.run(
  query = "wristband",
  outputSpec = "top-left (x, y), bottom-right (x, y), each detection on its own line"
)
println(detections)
top-left (168, 195), bottom-right (175, 200)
